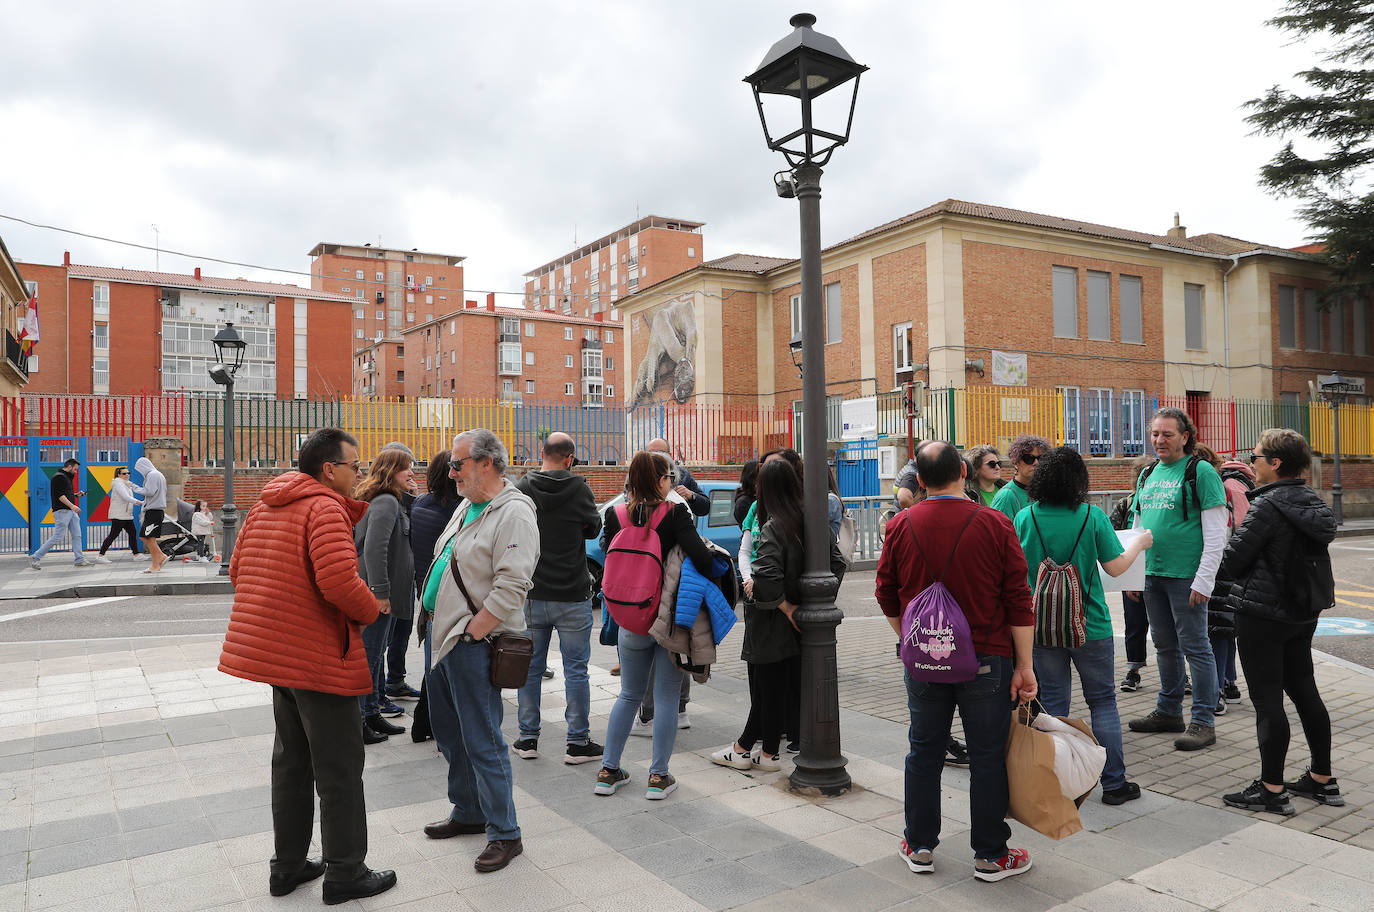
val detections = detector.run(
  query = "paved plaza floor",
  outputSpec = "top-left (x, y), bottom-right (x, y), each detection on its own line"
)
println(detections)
top-left (3, 599), bottom-right (1374, 911)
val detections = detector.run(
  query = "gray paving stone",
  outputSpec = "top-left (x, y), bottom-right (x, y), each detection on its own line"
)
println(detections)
top-left (198, 787), bottom-right (270, 817)
top-left (0, 737), bottom-right (34, 758)
top-left (0, 827), bottom-right (26, 856)
top-left (585, 811), bottom-right (687, 850)
top-left (208, 805), bottom-right (272, 840)
top-left (120, 817), bottom-right (217, 858)
top-left (120, 796), bottom-right (206, 833)
top-left (738, 840), bottom-right (853, 886)
top-left (32, 728), bottom-right (102, 752)
top-left (102, 733), bottom-right (172, 756)
top-left (623, 835), bottom-right (730, 878)
top-left (669, 860), bottom-right (789, 912)
top-left (30, 810), bottom-right (121, 849)
top-left (168, 725), bottom-right (236, 747)
top-left (0, 851), bottom-right (26, 886)
top-left (32, 741), bottom-right (105, 768)
top-left (653, 797), bottom-right (749, 834)
top-left (791, 864), bottom-right (914, 911)
top-left (695, 818), bottom-right (796, 860)
top-left (928, 877), bottom-right (1061, 911)
top-left (100, 720), bottom-right (172, 743)
top-left (27, 834), bottom-right (127, 878)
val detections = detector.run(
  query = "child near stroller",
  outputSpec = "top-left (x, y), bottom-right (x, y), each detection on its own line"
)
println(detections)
top-left (154, 500), bottom-right (206, 562)
top-left (190, 500), bottom-right (215, 561)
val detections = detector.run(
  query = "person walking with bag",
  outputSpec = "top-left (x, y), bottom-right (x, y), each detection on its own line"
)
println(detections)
top-left (1220, 429), bottom-right (1340, 815)
top-left (597, 450), bottom-right (715, 801)
top-left (1014, 447), bottom-right (1153, 806)
top-left (421, 429), bottom-right (537, 873)
top-left (408, 451), bottom-right (460, 743)
top-left (713, 458), bottom-right (845, 774)
top-left (876, 441), bottom-right (1038, 882)
top-left (95, 465), bottom-right (142, 562)
top-left (353, 449), bottom-right (416, 744)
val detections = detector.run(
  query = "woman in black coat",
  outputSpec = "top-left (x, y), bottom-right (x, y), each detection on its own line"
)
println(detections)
top-left (1219, 428), bottom-right (1339, 816)
top-left (408, 451), bottom-right (461, 742)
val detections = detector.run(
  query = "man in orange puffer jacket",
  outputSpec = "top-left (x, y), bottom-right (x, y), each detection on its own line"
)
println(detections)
top-left (218, 428), bottom-right (397, 905)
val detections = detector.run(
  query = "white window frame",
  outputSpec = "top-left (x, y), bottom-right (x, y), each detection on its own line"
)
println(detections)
top-left (789, 293), bottom-right (802, 340)
top-left (1185, 282), bottom-right (1206, 350)
top-left (1121, 389), bottom-right (1147, 456)
top-left (564, 326), bottom-right (574, 340)
top-left (565, 354), bottom-right (574, 368)
top-left (893, 321), bottom-right (913, 385)
top-left (824, 282), bottom-right (841, 344)
top-left (1087, 387), bottom-right (1113, 455)
top-left (565, 382), bottom-right (575, 395)
top-left (93, 282), bottom-right (110, 316)
top-left (498, 342), bottom-right (522, 375)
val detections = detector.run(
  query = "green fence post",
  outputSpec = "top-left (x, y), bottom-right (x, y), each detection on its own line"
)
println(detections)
top-left (946, 387), bottom-right (956, 444)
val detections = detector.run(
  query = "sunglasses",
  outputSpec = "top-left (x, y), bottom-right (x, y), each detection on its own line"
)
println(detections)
top-left (448, 456), bottom-right (475, 473)
top-left (983, 460), bottom-right (1001, 469)
top-left (1248, 451), bottom-right (1277, 464)
top-left (1020, 453), bottom-right (1040, 465)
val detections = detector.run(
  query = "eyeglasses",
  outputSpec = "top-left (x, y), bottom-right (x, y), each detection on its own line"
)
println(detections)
top-left (448, 457), bottom-right (472, 473)
top-left (983, 460), bottom-right (1001, 469)
top-left (661, 473), bottom-right (672, 479)
top-left (330, 460), bottom-right (362, 473)
top-left (1249, 451), bottom-right (1276, 464)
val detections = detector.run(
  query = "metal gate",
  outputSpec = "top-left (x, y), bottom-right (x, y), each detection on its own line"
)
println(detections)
top-left (0, 436), bottom-right (140, 554)
top-left (836, 438), bottom-right (879, 497)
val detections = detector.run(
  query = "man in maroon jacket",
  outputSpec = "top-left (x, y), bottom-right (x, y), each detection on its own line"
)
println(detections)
top-left (876, 441), bottom-right (1038, 883)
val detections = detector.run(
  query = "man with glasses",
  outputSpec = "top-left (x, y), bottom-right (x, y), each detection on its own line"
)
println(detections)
top-left (991, 436), bottom-right (1050, 521)
top-left (964, 445), bottom-right (1007, 507)
top-left (218, 427), bottom-right (397, 904)
top-left (1126, 407), bottom-right (1227, 752)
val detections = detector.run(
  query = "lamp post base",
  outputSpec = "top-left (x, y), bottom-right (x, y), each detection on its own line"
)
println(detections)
top-left (788, 570), bottom-right (852, 796)
top-left (219, 505), bottom-right (236, 577)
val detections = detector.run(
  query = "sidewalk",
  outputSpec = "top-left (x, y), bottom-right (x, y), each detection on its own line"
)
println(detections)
top-left (0, 553), bottom-right (231, 601)
top-left (1, 624), bottom-right (1373, 911)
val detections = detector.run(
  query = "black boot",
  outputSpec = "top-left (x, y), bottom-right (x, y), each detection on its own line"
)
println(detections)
top-left (368, 713), bottom-right (405, 736)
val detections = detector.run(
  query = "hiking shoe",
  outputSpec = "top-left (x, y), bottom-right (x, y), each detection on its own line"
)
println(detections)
top-left (899, 838), bottom-right (933, 874)
top-left (1223, 780), bottom-right (1295, 816)
top-left (94, 555), bottom-right (112, 564)
top-left (1174, 723), bottom-right (1216, 751)
top-left (378, 699), bottom-right (406, 717)
top-left (1215, 698), bottom-right (1227, 717)
top-left (710, 745), bottom-right (753, 771)
top-left (944, 738), bottom-right (970, 768)
top-left (1101, 781), bottom-right (1142, 805)
top-left (1128, 710), bottom-right (1186, 734)
top-left (1287, 770), bottom-right (1345, 807)
top-left (630, 716), bottom-right (653, 737)
top-left (1120, 668), bottom-right (1142, 692)
top-left (752, 752), bottom-right (781, 772)
top-left (511, 738), bottom-right (539, 760)
top-left (594, 767), bottom-right (630, 796)
top-left (974, 848), bottom-right (1032, 882)
top-left (564, 741), bottom-right (604, 765)
top-left (646, 772), bottom-right (677, 800)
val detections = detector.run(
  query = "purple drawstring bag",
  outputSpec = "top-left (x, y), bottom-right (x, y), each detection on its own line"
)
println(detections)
top-left (899, 508), bottom-right (981, 683)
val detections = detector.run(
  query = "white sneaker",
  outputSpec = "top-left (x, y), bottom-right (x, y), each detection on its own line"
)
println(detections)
top-left (710, 745), bottom-right (753, 771)
top-left (630, 716), bottom-right (653, 737)
top-left (678, 712), bottom-right (690, 730)
top-left (94, 555), bottom-right (112, 564)
top-left (752, 752), bottom-right (782, 772)
top-left (133, 553), bottom-right (151, 561)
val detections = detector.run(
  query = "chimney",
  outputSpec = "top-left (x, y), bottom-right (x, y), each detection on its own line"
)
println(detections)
top-left (486, 292), bottom-right (495, 312)
top-left (466, 299), bottom-right (477, 309)
top-left (62, 251), bottom-right (70, 267)
top-left (194, 267), bottom-right (202, 280)
top-left (594, 311), bottom-right (604, 323)
top-left (1167, 213), bottom-right (1187, 242)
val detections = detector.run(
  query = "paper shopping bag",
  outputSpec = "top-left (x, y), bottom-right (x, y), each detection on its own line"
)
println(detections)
top-left (1005, 703), bottom-right (1088, 840)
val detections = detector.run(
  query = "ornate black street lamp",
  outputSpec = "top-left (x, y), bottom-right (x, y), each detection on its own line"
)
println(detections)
top-left (746, 12), bottom-right (866, 795)
top-left (1318, 373), bottom-right (1354, 525)
top-left (210, 322), bottom-right (246, 576)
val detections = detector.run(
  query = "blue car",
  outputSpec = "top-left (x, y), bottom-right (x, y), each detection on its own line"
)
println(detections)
top-left (587, 480), bottom-right (741, 609)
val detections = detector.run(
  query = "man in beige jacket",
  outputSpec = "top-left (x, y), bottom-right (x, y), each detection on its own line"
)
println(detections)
top-left (421, 428), bottom-right (539, 874)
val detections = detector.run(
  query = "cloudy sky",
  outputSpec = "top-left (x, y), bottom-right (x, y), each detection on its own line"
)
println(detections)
top-left (1, 0), bottom-right (1325, 300)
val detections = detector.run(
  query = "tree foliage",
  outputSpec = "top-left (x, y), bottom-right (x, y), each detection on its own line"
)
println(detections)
top-left (1246, 0), bottom-right (1374, 300)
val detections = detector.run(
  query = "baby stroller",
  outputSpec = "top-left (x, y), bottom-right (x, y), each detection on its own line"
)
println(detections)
top-left (155, 500), bottom-right (202, 560)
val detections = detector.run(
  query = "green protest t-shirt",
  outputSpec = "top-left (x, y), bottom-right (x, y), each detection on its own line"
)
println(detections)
top-left (1015, 503), bottom-right (1124, 641)
top-left (742, 501), bottom-right (760, 561)
top-left (1135, 456), bottom-right (1226, 578)
top-left (991, 480), bottom-right (1031, 522)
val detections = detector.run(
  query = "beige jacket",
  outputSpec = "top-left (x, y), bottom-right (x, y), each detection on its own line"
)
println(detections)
top-left (431, 480), bottom-right (540, 664)
top-left (649, 540), bottom-right (732, 682)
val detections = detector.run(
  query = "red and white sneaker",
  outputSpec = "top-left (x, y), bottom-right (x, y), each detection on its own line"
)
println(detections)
top-left (899, 838), bottom-right (933, 874)
top-left (974, 848), bottom-right (1032, 882)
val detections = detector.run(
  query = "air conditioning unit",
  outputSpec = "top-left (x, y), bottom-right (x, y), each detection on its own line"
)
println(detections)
top-left (878, 446), bottom-right (903, 481)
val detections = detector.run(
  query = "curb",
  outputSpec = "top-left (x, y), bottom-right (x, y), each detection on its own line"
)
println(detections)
top-left (8, 580), bottom-right (234, 600)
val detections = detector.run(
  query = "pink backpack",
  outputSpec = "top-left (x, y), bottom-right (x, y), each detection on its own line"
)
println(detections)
top-left (899, 507), bottom-right (981, 683)
top-left (602, 502), bottom-right (671, 634)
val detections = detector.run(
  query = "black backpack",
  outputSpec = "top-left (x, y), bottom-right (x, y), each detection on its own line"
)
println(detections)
top-left (1134, 454), bottom-right (1203, 520)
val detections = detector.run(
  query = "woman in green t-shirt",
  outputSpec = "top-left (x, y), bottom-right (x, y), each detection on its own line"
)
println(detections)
top-left (1014, 447), bottom-right (1153, 806)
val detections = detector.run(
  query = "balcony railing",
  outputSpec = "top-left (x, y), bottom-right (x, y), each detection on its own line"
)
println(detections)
top-left (4, 331), bottom-right (28, 379)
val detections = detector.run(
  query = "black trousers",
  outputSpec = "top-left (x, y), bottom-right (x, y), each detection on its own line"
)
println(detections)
top-left (1235, 614), bottom-right (1332, 784)
top-left (738, 658), bottom-right (796, 757)
top-left (270, 686), bottom-right (368, 881)
top-left (1123, 590), bottom-right (1149, 666)
top-left (99, 519), bottom-right (139, 556)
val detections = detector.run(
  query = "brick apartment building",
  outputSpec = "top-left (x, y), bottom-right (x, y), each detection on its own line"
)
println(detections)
top-left (524, 216), bottom-right (703, 318)
top-left (309, 242), bottom-right (465, 398)
top-left (0, 237), bottom-right (32, 402)
top-left (14, 254), bottom-right (355, 398)
top-left (397, 293), bottom-right (621, 405)
top-left (616, 200), bottom-right (1361, 427)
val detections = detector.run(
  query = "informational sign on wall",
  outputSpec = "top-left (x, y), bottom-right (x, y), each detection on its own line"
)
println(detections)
top-left (992, 350), bottom-right (1028, 387)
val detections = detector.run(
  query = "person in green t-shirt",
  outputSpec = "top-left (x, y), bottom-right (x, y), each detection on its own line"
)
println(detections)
top-left (991, 434), bottom-right (1049, 521)
top-left (964, 445), bottom-right (1007, 507)
top-left (1126, 408), bottom-right (1229, 753)
top-left (1015, 446), bottom-right (1154, 806)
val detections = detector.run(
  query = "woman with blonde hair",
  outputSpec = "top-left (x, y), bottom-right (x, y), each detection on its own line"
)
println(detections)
top-left (354, 448), bottom-right (416, 743)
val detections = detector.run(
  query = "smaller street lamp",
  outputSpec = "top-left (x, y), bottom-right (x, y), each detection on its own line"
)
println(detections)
top-left (789, 335), bottom-right (803, 377)
top-left (210, 323), bottom-right (246, 575)
top-left (1318, 373), bottom-right (1354, 525)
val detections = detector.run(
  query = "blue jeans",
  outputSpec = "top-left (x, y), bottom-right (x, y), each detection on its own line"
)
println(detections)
top-left (359, 613), bottom-right (394, 718)
top-left (1034, 638), bottom-right (1127, 790)
top-left (603, 630), bottom-right (683, 775)
top-left (427, 640), bottom-right (520, 841)
top-left (517, 598), bottom-right (593, 744)
top-left (33, 509), bottom-right (83, 563)
top-left (904, 655), bottom-right (1013, 861)
top-left (1211, 634), bottom-right (1237, 689)
top-left (1144, 575), bottom-right (1217, 726)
